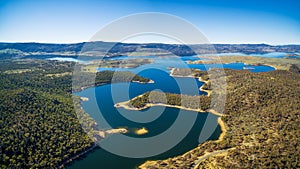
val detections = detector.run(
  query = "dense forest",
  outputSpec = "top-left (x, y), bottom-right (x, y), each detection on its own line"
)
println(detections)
top-left (140, 69), bottom-right (300, 168)
top-left (0, 59), bottom-right (149, 168)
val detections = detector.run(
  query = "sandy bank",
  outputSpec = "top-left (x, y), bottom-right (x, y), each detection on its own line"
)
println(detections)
top-left (115, 101), bottom-right (223, 117)
top-left (80, 97), bottom-right (89, 101)
top-left (198, 76), bottom-right (211, 97)
top-left (98, 128), bottom-right (128, 138)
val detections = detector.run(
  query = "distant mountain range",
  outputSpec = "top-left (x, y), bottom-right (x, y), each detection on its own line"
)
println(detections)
top-left (0, 42), bottom-right (299, 59)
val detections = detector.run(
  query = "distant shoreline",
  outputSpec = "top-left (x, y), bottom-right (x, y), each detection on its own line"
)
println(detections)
top-left (74, 79), bottom-right (154, 92)
top-left (187, 57), bottom-right (280, 70)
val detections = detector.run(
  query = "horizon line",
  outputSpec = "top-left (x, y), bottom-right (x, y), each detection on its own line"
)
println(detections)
top-left (0, 41), bottom-right (300, 46)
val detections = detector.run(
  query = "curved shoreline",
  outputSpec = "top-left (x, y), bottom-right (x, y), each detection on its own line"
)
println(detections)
top-left (75, 79), bottom-right (154, 92)
top-left (138, 69), bottom-right (226, 169)
top-left (170, 67), bottom-right (211, 96)
top-left (115, 101), bottom-right (223, 117)
top-left (216, 117), bottom-right (227, 142)
top-left (139, 117), bottom-right (227, 169)
top-left (198, 76), bottom-right (211, 97)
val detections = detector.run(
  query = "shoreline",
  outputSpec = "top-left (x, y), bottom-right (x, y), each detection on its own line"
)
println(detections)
top-left (169, 67), bottom-right (211, 96)
top-left (59, 127), bottom-right (129, 168)
top-left (139, 69), bottom-right (226, 169)
top-left (139, 117), bottom-right (227, 169)
top-left (192, 117), bottom-right (229, 169)
top-left (74, 79), bottom-right (154, 92)
top-left (59, 143), bottom-right (98, 169)
top-left (61, 97), bottom-right (129, 168)
top-left (187, 59), bottom-right (279, 70)
top-left (115, 101), bottom-right (223, 117)
top-left (216, 117), bottom-right (227, 142)
top-left (198, 76), bottom-right (211, 97)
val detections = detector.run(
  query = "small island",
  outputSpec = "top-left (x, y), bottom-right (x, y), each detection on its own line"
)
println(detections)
top-left (135, 127), bottom-right (149, 135)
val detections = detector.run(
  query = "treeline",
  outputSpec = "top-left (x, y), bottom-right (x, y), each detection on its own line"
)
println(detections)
top-left (73, 70), bottom-right (150, 91)
top-left (141, 69), bottom-right (300, 168)
top-left (129, 91), bottom-right (211, 111)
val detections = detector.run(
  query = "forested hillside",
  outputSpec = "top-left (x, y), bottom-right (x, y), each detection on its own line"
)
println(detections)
top-left (0, 59), bottom-right (149, 168)
top-left (140, 69), bottom-right (300, 168)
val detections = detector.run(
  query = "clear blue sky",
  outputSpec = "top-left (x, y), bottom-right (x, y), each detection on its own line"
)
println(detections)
top-left (0, 0), bottom-right (299, 44)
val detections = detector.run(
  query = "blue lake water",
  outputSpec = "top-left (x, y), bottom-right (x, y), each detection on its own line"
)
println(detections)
top-left (97, 56), bottom-right (275, 73)
top-left (40, 52), bottom-right (299, 64)
top-left (70, 68), bottom-right (218, 169)
top-left (68, 56), bottom-right (275, 169)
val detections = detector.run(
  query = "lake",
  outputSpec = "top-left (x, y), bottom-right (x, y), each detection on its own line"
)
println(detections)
top-left (68, 56), bottom-right (275, 169)
top-left (40, 52), bottom-right (299, 64)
